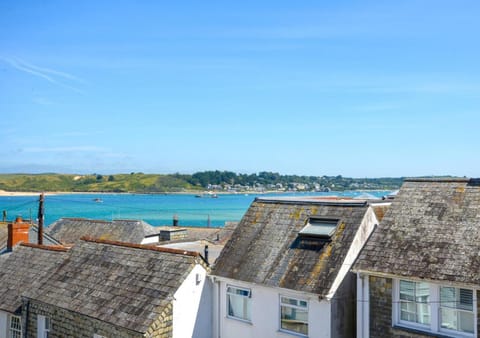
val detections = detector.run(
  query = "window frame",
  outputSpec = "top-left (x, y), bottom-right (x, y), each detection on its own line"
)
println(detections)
top-left (9, 315), bottom-right (22, 338)
top-left (37, 315), bottom-right (51, 338)
top-left (393, 279), bottom-right (477, 338)
top-left (299, 217), bottom-right (339, 238)
top-left (279, 295), bottom-right (309, 337)
top-left (397, 280), bottom-right (431, 328)
top-left (226, 284), bottom-right (252, 323)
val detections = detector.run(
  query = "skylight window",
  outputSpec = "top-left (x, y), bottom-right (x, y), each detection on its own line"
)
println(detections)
top-left (299, 218), bottom-right (338, 238)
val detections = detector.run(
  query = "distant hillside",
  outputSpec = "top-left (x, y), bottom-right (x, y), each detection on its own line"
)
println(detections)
top-left (0, 171), bottom-right (404, 193)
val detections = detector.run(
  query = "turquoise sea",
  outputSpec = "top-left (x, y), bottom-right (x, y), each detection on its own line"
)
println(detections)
top-left (0, 191), bottom-right (391, 227)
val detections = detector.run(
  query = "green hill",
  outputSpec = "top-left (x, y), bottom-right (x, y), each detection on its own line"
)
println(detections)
top-left (0, 171), bottom-right (405, 193)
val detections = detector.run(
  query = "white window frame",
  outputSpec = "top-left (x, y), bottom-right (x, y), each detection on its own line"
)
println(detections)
top-left (393, 279), bottom-right (477, 338)
top-left (226, 285), bottom-right (252, 322)
top-left (9, 315), bottom-right (22, 338)
top-left (37, 315), bottom-right (51, 338)
top-left (279, 295), bottom-right (309, 337)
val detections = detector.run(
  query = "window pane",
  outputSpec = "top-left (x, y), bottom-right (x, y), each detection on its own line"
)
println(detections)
top-left (399, 280), bottom-right (415, 301)
top-left (400, 301), bottom-right (416, 322)
top-left (227, 290), bottom-right (251, 321)
top-left (440, 287), bottom-right (474, 334)
top-left (398, 280), bottom-right (430, 325)
top-left (440, 287), bottom-right (456, 308)
top-left (459, 311), bottom-right (475, 333)
top-left (281, 305), bottom-right (308, 335)
top-left (417, 302), bottom-right (430, 325)
top-left (281, 297), bottom-right (298, 306)
top-left (459, 289), bottom-right (473, 311)
top-left (9, 316), bottom-right (22, 338)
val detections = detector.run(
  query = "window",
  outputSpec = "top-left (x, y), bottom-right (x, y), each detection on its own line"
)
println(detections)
top-left (227, 285), bottom-right (251, 322)
top-left (280, 296), bottom-right (308, 336)
top-left (9, 315), bottom-right (22, 338)
top-left (299, 218), bottom-right (338, 238)
top-left (440, 287), bottom-right (475, 334)
top-left (37, 315), bottom-right (51, 338)
top-left (399, 280), bottom-right (430, 325)
top-left (394, 279), bottom-right (476, 337)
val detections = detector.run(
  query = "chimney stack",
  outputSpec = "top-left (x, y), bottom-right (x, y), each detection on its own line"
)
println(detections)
top-left (7, 216), bottom-right (30, 252)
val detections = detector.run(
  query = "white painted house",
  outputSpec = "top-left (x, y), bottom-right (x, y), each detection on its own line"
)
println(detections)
top-left (211, 197), bottom-right (385, 338)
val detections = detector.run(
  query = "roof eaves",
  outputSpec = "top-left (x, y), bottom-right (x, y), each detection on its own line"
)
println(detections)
top-left (254, 197), bottom-right (367, 207)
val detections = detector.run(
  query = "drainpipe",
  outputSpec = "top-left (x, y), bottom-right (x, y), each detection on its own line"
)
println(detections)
top-left (356, 272), bottom-right (369, 338)
top-left (356, 273), bottom-right (363, 338)
top-left (204, 245), bottom-right (209, 265)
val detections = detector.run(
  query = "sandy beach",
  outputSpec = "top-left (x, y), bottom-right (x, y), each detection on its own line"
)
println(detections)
top-left (0, 190), bottom-right (60, 197)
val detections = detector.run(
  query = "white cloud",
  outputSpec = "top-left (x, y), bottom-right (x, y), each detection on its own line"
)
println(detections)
top-left (23, 146), bottom-right (107, 153)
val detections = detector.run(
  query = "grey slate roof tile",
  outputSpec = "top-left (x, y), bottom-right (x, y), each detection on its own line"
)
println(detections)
top-left (0, 244), bottom-right (68, 313)
top-left (0, 237), bottom-right (206, 333)
top-left (46, 218), bottom-right (157, 244)
top-left (212, 198), bottom-right (371, 298)
top-left (354, 178), bottom-right (480, 286)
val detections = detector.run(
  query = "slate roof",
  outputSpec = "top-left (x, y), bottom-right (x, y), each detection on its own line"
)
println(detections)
top-left (0, 243), bottom-right (69, 314)
top-left (46, 218), bottom-right (158, 244)
top-left (0, 221), bottom-right (61, 253)
top-left (0, 222), bottom-right (7, 251)
top-left (24, 237), bottom-right (206, 334)
top-left (212, 197), bottom-right (372, 298)
top-left (354, 178), bottom-right (480, 286)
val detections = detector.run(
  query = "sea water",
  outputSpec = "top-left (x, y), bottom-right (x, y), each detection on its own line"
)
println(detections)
top-left (0, 190), bottom-right (391, 227)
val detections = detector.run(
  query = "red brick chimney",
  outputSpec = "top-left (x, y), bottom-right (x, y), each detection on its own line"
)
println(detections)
top-left (7, 216), bottom-right (30, 251)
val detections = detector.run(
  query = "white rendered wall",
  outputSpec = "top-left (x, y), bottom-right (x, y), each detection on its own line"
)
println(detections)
top-left (326, 206), bottom-right (378, 300)
top-left (215, 278), bottom-right (331, 338)
top-left (0, 311), bottom-right (7, 338)
top-left (173, 264), bottom-right (212, 338)
top-left (140, 235), bottom-right (159, 244)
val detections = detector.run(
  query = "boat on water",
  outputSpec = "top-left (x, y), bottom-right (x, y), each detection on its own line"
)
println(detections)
top-left (194, 192), bottom-right (218, 198)
top-left (93, 198), bottom-right (103, 203)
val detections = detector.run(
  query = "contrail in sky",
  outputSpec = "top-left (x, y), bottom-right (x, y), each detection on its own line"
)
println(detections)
top-left (1, 56), bottom-right (85, 93)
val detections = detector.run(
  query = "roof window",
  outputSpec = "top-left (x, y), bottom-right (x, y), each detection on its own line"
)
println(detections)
top-left (299, 218), bottom-right (339, 238)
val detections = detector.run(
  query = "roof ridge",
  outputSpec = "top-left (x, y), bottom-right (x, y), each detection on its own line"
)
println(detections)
top-left (20, 243), bottom-right (70, 252)
top-left (255, 197), bottom-right (367, 207)
top-left (403, 177), bottom-right (471, 183)
top-left (62, 217), bottom-right (111, 224)
top-left (79, 236), bottom-right (200, 257)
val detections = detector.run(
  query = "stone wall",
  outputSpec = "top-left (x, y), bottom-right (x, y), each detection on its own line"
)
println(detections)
top-left (22, 299), bottom-right (172, 338)
top-left (369, 276), bottom-right (480, 338)
top-left (159, 229), bottom-right (187, 241)
top-left (145, 303), bottom-right (173, 338)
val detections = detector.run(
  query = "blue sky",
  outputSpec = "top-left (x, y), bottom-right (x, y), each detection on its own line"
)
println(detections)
top-left (1, 1), bottom-right (479, 177)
